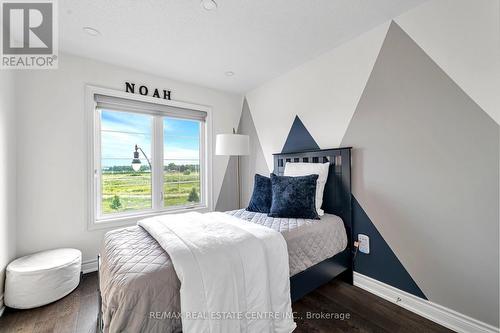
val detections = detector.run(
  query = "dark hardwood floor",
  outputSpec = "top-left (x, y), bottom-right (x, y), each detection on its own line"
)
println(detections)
top-left (0, 273), bottom-right (98, 333)
top-left (0, 272), bottom-right (454, 333)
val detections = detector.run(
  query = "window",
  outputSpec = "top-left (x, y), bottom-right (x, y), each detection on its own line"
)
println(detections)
top-left (89, 91), bottom-right (209, 224)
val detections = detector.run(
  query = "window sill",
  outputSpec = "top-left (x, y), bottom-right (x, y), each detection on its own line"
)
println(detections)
top-left (88, 205), bottom-right (210, 231)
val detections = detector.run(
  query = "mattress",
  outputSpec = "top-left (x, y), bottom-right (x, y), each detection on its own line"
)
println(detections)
top-left (226, 210), bottom-right (347, 275)
top-left (99, 210), bottom-right (347, 333)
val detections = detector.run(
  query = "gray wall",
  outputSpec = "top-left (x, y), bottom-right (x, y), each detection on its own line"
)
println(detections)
top-left (341, 22), bottom-right (499, 326)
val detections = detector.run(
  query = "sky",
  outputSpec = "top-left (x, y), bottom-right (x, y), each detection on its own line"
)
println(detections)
top-left (101, 109), bottom-right (200, 167)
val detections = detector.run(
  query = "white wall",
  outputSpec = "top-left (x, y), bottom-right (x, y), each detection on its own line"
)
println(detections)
top-left (15, 53), bottom-right (242, 265)
top-left (0, 71), bottom-right (17, 310)
top-left (246, 22), bottom-right (390, 170)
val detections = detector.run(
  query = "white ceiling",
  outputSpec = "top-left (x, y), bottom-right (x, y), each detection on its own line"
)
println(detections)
top-left (60, 0), bottom-right (427, 93)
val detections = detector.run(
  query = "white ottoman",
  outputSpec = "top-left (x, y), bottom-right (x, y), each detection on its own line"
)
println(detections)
top-left (4, 248), bottom-right (82, 309)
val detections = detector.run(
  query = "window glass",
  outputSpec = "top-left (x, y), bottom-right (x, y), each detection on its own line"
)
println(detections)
top-left (163, 117), bottom-right (201, 207)
top-left (100, 110), bottom-right (152, 214)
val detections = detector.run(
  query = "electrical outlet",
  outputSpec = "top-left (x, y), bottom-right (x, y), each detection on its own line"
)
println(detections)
top-left (358, 234), bottom-right (370, 254)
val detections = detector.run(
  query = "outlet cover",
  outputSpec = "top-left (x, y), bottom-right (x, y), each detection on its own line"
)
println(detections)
top-left (358, 234), bottom-right (370, 254)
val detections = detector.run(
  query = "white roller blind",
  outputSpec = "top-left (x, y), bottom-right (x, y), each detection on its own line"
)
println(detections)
top-left (94, 94), bottom-right (207, 121)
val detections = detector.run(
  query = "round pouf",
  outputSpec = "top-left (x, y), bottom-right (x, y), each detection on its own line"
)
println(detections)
top-left (4, 248), bottom-right (82, 309)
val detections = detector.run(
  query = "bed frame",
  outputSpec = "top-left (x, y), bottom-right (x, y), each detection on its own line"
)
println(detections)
top-left (273, 147), bottom-right (353, 301)
top-left (96, 147), bottom-right (353, 331)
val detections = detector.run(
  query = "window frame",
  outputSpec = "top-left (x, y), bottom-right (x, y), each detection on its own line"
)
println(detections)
top-left (85, 85), bottom-right (213, 230)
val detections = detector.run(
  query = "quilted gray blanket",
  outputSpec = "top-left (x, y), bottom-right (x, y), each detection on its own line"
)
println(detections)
top-left (99, 210), bottom-right (347, 333)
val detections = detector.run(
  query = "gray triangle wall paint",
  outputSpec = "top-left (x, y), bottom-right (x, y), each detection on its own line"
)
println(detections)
top-left (238, 99), bottom-right (270, 207)
top-left (216, 99), bottom-right (269, 210)
top-left (215, 156), bottom-right (238, 211)
top-left (341, 21), bottom-right (499, 326)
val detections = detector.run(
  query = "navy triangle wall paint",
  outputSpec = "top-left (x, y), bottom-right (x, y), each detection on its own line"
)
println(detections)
top-left (281, 116), bottom-right (320, 153)
top-left (353, 197), bottom-right (427, 299)
top-left (281, 115), bottom-right (427, 300)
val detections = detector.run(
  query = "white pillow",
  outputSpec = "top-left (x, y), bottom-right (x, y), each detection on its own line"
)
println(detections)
top-left (284, 162), bottom-right (330, 216)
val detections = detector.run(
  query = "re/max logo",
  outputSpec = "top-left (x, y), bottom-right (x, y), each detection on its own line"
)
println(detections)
top-left (125, 82), bottom-right (172, 100)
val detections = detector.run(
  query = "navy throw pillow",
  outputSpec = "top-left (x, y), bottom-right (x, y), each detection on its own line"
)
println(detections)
top-left (246, 174), bottom-right (272, 213)
top-left (269, 174), bottom-right (319, 219)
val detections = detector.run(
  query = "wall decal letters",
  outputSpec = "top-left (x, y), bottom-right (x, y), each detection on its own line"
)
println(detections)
top-left (125, 82), bottom-right (171, 100)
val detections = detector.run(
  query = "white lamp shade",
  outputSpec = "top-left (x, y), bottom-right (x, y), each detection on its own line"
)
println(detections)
top-left (216, 134), bottom-right (250, 156)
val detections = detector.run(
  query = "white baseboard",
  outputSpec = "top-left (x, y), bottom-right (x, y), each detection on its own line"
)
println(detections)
top-left (82, 258), bottom-right (98, 274)
top-left (353, 272), bottom-right (499, 333)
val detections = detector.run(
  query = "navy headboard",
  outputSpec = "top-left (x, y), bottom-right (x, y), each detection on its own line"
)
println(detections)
top-left (273, 148), bottom-right (353, 248)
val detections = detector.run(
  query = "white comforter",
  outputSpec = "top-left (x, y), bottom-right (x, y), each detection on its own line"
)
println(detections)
top-left (138, 212), bottom-right (296, 333)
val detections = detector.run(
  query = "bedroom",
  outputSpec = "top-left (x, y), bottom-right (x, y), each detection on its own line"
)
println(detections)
top-left (0, 0), bottom-right (498, 332)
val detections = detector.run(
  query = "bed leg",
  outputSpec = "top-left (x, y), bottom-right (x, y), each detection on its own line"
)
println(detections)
top-left (339, 267), bottom-right (353, 285)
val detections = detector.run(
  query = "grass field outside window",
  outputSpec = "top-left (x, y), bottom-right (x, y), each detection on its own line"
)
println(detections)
top-left (102, 165), bottom-right (200, 214)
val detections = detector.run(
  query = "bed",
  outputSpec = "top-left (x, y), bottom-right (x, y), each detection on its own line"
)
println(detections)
top-left (97, 148), bottom-right (353, 333)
